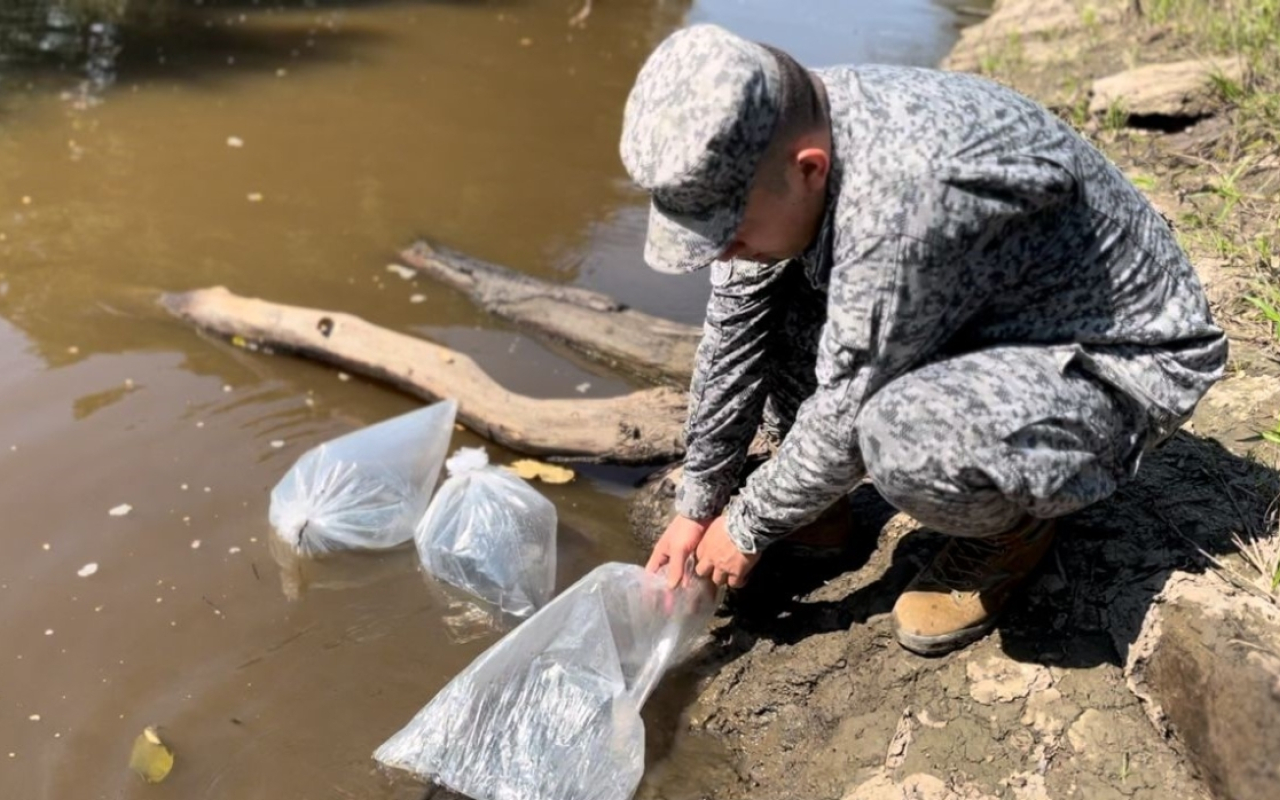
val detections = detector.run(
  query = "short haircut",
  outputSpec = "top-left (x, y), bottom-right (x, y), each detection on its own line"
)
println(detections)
top-left (756, 44), bottom-right (827, 193)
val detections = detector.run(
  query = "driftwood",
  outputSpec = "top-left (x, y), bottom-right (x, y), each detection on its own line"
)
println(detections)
top-left (163, 287), bottom-right (687, 465)
top-left (399, 240), bottom-right (700, 386)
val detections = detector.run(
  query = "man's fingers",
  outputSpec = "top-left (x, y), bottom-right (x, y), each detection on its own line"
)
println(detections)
top-left (727, 571), bottom-right (747, 589)
top-left (666, 552), bottom-right (688, 589)
top-left (645, 547), bottom-right (669, 575)
top-left (694, 558), bottom-right (714, 579)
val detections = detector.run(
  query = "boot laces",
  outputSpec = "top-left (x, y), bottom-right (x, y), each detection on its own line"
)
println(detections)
top-left (928, 526), bottom-right (1033, 593)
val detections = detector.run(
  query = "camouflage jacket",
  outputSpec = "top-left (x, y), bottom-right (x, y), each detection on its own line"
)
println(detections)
top-left (675, 65), bottom-right (1227, 553)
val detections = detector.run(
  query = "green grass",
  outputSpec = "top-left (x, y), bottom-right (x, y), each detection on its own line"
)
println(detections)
top-left (1142, 1), bottom-right (1280, 339)
top-left (1103, 97), bottom-right (1129, 131)
top-left (1246, 283), bottom-right (1280, 341)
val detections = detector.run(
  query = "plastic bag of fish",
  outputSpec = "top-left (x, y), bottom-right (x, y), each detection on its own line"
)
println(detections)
top-left (269, 399), bottom-right (457, 556)
top-left (415, 447), bottom-right (557, 618)
top-left (374, 562), bottom-right (716, 800)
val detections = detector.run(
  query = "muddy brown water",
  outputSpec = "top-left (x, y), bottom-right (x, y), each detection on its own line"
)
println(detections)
top-left (0, 1), bottom-right (986, 797)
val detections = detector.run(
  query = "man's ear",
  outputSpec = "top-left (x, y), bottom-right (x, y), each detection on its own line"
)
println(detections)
top-left (795, 147), bottom-right (830, 190)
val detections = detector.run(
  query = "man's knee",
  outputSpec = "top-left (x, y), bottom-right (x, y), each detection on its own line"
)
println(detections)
top-left (856, 382), bottom-right (1024, 536)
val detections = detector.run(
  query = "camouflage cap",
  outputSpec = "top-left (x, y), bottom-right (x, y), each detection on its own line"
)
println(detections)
top-left (620, 24), bottom-right (781, 274)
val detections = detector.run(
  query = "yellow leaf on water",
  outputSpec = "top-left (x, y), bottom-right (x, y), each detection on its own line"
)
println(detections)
top-left (129, 726), bottom-right (174, 783)
top-left (230, 335), bottom-right (247, 348)
top-left (508, 459), bottom-right (575, 484)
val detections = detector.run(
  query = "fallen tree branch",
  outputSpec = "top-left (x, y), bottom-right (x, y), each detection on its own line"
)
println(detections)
top-left (163, 287), bottom-right (687, 465)
top-left (399, 240), bottom-right (700, 386)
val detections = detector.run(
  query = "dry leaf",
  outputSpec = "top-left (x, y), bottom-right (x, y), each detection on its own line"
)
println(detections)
top-left (129, 727), bottom-right (174, 783)
top-left (508, 459), bottom-right (575, 484)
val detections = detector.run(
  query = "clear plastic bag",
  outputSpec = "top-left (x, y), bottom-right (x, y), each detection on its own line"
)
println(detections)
top-left (374, 562), bottom-right (716, 800)
top-left (414, 447), bottom-right (557, 619)
top-left (268, 399), bottom-right (458, 557)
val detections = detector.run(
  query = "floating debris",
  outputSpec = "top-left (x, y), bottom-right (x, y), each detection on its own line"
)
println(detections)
top-left (228, 546), bottom-right (241, 555)
top-left (508, 459), bottom-right (575, 484)
top-left (77, 563), bottom-right (99, 578)
top-left (128, 727), bottom-right (174, 784)
top-left (108, 504), bottom-right (132, 517)
top-left (270, 440), bottom-right (285, 449)
top-left (226, 136), bottom-right (244, 148)
top-left (385, 264), bottom-right (415, 280)
top-left (410, 294), bottom-right (427, 304)
top-left (247, 192), bottom-right (264, 203)
top-left (575, 382), bottom-right (591, 394)
top-left (190, 540), bottom-right (202, 550)
top-left (337, 372), bottom-right (351, 382)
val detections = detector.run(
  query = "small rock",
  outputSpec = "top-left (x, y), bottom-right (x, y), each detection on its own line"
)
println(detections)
top-left (1089, 57), bottom-right (1247, 119)
top-left (967, 656), bottom-right (1053, 705)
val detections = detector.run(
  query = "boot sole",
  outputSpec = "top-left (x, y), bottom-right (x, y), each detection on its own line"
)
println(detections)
top-left (894, 618), bottom-right (997, 657)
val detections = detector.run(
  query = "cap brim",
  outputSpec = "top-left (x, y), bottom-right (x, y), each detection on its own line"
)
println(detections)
top-left (642, 200), bottom-right (741, 275)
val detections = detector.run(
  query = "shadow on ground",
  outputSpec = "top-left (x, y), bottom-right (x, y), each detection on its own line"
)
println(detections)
top-left (629, 429), bottom-right (1279, 800)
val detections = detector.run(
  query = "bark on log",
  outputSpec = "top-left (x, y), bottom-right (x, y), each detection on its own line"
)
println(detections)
top-left (162, 287), bottom-right (688, 465)
top-left (399, 240), bottom-right (701, 386)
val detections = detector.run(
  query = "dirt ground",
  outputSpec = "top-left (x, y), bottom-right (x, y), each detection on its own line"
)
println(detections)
top-left (627, 2), bottom-right (1280, 799)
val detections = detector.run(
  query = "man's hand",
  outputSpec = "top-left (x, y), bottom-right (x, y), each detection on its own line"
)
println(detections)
top-left (694, 516), bottom-right (761, 588)
top-left (646, 515), bottom-right (711, 589)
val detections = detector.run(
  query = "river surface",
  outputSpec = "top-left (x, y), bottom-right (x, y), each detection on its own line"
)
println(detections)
top-left (0, 1), bottom-right (985, 797)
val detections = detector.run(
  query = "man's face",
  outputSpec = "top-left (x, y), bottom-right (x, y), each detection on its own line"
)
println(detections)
top-left (718, 147), bottom-right (831, 265)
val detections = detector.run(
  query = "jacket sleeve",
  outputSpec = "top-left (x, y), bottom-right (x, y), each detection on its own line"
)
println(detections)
top-left (724, 159), bottom-right (1077, 552)
top-left (675, 258), bottom-right (789, 520)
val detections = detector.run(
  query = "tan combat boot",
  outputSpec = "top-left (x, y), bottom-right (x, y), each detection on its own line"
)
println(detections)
top-left (892, 517), bottom-right (1057, 656)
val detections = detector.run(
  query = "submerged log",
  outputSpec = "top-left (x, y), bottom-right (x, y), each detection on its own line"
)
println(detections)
top-left (162, 287), bottom-right (687, 465)
top-left (399, 240), bottom-right (701, 386)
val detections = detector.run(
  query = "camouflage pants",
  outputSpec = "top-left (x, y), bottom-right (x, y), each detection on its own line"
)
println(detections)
top-left (853, 346), bottom-right (1148, 536)
top-left (762, 273), bottom-right (1148, 537)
